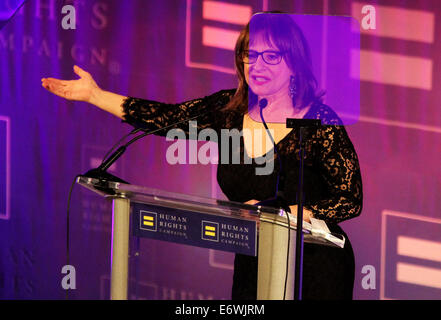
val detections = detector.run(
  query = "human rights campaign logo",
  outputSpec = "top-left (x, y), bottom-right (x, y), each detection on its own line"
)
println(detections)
top-left (139, 211), bottom-right (157, 232)
top-left (201, 221), bottom-right (219, 242)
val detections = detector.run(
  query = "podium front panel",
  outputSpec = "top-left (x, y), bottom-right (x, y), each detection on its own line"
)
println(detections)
top-left (132, 202), bottom-right (258, 256)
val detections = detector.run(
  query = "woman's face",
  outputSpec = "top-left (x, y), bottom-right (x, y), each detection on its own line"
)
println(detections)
top-left (244, 36), bottom-right (292, 99)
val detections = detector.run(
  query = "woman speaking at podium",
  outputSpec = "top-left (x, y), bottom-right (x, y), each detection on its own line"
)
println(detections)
top-left (42, 13), bottom-right (362, 300)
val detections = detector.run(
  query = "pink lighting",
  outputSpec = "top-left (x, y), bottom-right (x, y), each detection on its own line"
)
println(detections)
top-left (397, 236), bottom-right (441, 263)
top-left (202, 26), bottom-right (239, 50)
top-left (352, 49), bottom-right (433, 90)
top-left (352, 2), bottom-right (435, 43)
top-left (202, 1), bottom-right (251, 25)
top-left (396, 262), bottom-right (441, 290)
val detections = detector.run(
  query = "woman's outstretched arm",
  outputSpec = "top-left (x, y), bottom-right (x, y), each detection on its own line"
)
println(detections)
top-left (41, 65), bottom-right (126, 119)
top-left (42, 65), bottom-right (235, 136)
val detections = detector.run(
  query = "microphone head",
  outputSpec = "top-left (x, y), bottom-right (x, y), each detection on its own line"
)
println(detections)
top-left (259, 98), bottom-right (268, 109)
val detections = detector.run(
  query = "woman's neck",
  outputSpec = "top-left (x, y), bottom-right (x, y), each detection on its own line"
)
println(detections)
top-left (248, 91), bottom-right (307, 122)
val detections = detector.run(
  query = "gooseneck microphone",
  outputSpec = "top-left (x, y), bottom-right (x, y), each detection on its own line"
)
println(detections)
top-left (83, 106), bottom-right (218, 186)
top-left (255, 98), bottom-right (290, 213)
top-left (259, 98), bottom-right (268, 109)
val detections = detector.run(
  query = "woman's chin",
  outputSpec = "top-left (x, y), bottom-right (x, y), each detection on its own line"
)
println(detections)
top-left (248, 87), bottom-right (274, 98)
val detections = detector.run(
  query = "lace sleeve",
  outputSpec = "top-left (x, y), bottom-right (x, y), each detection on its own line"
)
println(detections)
top-left (121, 89), bottom-right (235, 137)
top-left (305, 115), bottom-right (363, 223)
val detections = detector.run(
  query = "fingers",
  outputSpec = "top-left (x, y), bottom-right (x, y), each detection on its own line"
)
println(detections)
top-left (41, 78), bottom-right (70, 98)
top-left (41, 65), bottom-right (92, 101)
top-left (73, 65), bottom-right (89, 78)
top-left (41, 78), bottom-right (64, 92)
top-left (41, 78), bottom-right (68, 87)
top-left (41, 65), bottom-right (88, 85)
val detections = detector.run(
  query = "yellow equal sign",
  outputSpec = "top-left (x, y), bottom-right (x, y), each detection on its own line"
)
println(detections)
top-left (143, 215), bottom-right (154, 227)
top-left (204, 225), bottom-right (216, 237)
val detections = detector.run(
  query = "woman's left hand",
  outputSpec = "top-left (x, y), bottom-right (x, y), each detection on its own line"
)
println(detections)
top-left (244, 200), bottom-right (313, 222)
top-left (244, 199), bottom-right (260, 206)
top-left (289, 205), bottom-right (313, 223)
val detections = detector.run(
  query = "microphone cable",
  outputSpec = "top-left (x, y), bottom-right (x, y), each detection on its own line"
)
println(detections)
top-left (64, 126), bottom-right (142, 300)
top-left (65, 173), bottom-right (80, 300)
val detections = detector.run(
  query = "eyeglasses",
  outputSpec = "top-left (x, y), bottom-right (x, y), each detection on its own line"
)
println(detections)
top-left (241, 50), bottom-right (284, 65)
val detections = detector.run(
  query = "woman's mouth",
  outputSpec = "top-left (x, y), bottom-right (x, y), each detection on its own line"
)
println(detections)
top-left (251, 75), bottom-right (270, 85)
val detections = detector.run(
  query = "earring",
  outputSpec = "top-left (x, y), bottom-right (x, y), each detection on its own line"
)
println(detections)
top-left (289, 76), bottom-right (297, 100)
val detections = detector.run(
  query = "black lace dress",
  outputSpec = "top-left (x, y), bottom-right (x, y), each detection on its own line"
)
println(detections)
top-left (121, 88), bottom-right (363, 300)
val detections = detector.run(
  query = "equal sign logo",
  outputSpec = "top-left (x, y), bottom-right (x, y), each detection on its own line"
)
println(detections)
top-left (381, 210), bottom-right (441, 299)
top-left (185, 0), bottom-right (266, 74)
top-left (201, 221), bottom-right (219, 242)
top-left (0, 116), bottom-right (10, 220)
top-left (351, 2), bottom-right (434, 90)
top-left (140, 211), bottom-right (157, 232)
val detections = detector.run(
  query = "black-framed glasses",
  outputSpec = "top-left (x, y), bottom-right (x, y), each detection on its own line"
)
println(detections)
top-left (241, 50), bottom-right (284, 65)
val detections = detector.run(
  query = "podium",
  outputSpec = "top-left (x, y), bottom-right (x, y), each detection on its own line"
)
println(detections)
top-left (77, 176), bottom-right (345, 300)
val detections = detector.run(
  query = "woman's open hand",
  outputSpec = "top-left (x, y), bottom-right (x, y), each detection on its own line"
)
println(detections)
top-left (41, 65), bottom-right (100, 103)
top-left (244, 199), bottom-right (259, 205)
top-left (245, 199), bottom-right (313, 222)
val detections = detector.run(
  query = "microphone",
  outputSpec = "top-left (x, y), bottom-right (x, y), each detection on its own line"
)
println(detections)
top-left (254, 97), bottom-right (290, 213)
top-left (83, 145), bottom-right (128, 185)
top-left (83, 104), bottom-right (220, 187)
top-left (259, 98), bottom-right (268, 109)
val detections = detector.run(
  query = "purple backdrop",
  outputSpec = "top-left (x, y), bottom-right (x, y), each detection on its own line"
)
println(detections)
top-left (1, 0), bottom-right (441, 300)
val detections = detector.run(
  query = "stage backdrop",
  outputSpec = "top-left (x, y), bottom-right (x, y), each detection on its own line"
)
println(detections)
top-left (1, 0), bottom-right (441, 300)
